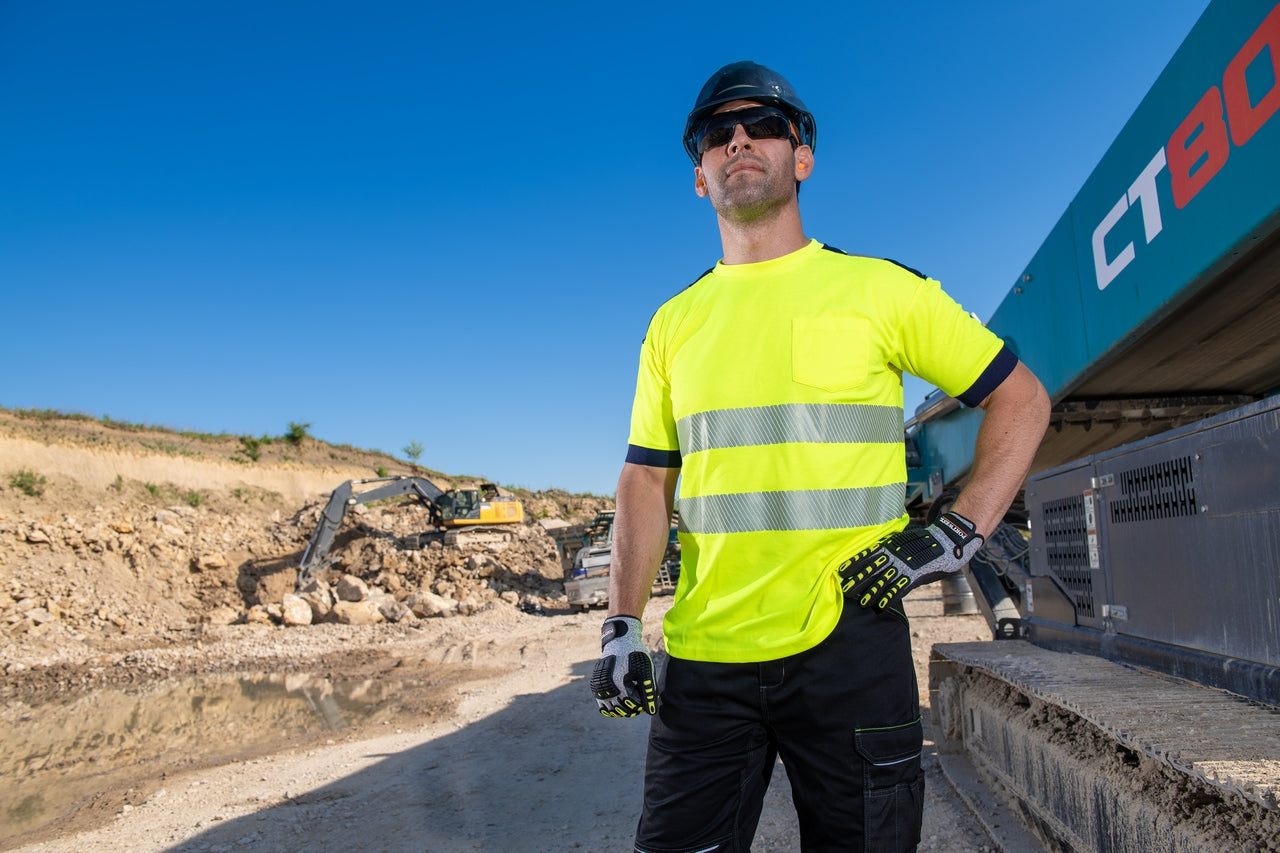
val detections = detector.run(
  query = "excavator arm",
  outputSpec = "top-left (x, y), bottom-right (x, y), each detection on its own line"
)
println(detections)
top-left (297, 476), bottom-right (445, 584)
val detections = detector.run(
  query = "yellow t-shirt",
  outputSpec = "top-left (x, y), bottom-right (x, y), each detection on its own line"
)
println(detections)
top-left (627, 239), bottom-right (1013, 663)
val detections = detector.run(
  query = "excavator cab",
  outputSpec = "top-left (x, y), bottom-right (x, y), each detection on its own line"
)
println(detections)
top-left (439, 483), bottom-right (523, 527)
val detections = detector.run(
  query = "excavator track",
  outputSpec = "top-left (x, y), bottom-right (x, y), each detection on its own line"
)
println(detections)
top-left (930, 641), bottom-right (1280, 851)
top-left (442, 525), bottom-right (518, 548)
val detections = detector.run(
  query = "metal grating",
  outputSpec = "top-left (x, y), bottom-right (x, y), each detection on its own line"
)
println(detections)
top-left (1108, 456), bottom-right (1198, 523)
top-left (1041, 495), bottom-right (1095, 617)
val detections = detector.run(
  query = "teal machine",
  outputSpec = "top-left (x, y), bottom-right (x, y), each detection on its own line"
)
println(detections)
top-left (909, 0), bottom-right (1280, 705)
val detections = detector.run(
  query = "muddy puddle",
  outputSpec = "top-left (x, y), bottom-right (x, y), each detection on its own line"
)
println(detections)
top-left (0, 666), bottom-right (467, 847)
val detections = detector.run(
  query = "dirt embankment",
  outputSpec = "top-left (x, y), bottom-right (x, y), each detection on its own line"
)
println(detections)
top-left (0, 409), bottom-right (611, 689)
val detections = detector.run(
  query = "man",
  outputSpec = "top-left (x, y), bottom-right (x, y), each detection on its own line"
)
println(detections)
top-left (592, 61), bottom-right (1050, 852)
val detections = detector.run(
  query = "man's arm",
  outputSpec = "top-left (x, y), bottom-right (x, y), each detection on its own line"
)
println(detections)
top-left (608, 462), bottom-right (680, 617)
top-left (951, 360), bottom-right (1051, 537)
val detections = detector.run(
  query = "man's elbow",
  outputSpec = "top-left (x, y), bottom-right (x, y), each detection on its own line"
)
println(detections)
top-left (983, 362), bottom-right (1051, 425)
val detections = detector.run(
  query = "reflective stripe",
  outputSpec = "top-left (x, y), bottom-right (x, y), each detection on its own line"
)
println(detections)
top-left (678, 484), bottom-right (905, 534)
top-left (677, 403), bottom-right (903, 456)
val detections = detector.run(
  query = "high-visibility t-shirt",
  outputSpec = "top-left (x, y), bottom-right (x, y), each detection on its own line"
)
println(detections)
top-left (626, 239), bottom-right (1015, 663)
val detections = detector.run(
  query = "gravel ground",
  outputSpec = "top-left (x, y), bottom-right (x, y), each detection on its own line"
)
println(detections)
top-left (4, 592), bottom-right (999, 852)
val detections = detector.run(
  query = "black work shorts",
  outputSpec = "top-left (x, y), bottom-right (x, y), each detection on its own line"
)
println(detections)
top-left (634, 601), bottom-right (923, 853)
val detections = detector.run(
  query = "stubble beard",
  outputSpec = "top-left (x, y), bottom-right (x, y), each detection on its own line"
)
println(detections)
top-left (708, 153), bottom-right (797, 224)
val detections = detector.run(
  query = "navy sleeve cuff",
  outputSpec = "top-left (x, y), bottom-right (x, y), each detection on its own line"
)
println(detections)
top-left (625, 444), bottom-right (682, 468)
top-left (957, 344), bottom-right (1019, 408)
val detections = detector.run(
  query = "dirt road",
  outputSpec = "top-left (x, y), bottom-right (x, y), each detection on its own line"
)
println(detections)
top-left (7, 594), bottom-right (995, 853)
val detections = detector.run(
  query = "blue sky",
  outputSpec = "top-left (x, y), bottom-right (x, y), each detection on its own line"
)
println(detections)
top-left (1, 0), bottom-right (1211, 495)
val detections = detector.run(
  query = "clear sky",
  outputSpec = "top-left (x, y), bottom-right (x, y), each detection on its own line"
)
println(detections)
top-left (2, 0), bottom-right (1211, 496)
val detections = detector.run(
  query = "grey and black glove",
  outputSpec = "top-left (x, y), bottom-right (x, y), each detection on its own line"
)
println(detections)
top-left (839, 511), bottom-right (984, 610)
top-left (590, 615), bottom-right (657, 718)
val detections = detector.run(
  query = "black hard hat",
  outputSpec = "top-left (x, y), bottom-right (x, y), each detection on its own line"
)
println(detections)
top-left (682, 60), bottom-right (817, 165)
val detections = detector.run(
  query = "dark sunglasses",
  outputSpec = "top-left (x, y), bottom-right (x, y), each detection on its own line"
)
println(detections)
top-left (695, 106), bottom-right (797, 155)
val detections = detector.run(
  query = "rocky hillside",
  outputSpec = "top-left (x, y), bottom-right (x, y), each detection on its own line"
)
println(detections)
top-left (0, 408), bottom-right (613, 669)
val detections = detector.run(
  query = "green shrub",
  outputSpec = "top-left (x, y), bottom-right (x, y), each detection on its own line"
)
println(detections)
top-left (9, 469), bottom-right (47, 497)
top-left (403, 440), bottom-right (424, 463)
top-left (375, 466), bottom-right (389, 477)
top-left (284, 421), bottom-right (311, 448)
top-left (109, 474), bottom-right (124, 492)
top-left (144, 483), bottom-right (161, 497)
top-left (240, 435), bottom-right (261, 461)
top-left (185, 490), bottom-right (203, 508)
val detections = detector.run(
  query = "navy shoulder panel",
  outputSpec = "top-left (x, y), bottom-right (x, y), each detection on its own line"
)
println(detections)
top-left (884, 258), bottom-right (928, 279)
top-left (685, 265), bottom-right (716, 290)
top-left (822, 244), bottom-right (927, 279)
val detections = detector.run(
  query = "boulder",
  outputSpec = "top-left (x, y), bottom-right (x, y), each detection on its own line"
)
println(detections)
top-left (281, 594), bottom-right (313, 626)
top-left (331, 600), bottom-right (384, 625)
top-left (377, 599), bottom-right (413, 623)
top-left (335, 574), bottom-right (369, 602)
top-left (407, 589), bottom-right (457, 618)
top-left (205, 605), bottom-right (240, 626)
top-left (300, 587), bottom-right (333, 622)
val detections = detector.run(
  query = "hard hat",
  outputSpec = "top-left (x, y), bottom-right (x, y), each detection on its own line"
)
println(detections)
top-left (682, 61), bottom-right (817, 165)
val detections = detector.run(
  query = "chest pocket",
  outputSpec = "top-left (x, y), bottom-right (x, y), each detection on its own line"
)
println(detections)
top-left (792, 317), bottom-right (871, 393)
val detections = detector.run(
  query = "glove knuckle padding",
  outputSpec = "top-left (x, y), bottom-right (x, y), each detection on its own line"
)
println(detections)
top-left (838, 511), bottom-right (983, 609)
top-left (590, 656), bottom-right (620, 699)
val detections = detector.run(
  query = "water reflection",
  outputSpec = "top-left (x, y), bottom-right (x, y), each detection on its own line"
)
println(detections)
top-left (0, 670), bottom-right (424, 845)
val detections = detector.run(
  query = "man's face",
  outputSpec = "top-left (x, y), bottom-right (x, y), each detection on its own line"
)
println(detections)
top-left (693, 99), bottom-right (812, 222)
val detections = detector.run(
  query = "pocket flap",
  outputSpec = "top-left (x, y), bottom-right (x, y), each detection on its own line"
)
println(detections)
top-left (854, 717), bottom-right (923, 766)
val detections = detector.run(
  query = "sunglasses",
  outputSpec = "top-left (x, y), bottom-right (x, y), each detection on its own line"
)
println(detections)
top-left (695, 106), bottom-right (798, 156)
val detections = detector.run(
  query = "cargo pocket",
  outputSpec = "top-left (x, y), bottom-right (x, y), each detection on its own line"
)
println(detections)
top-left (792, 317), bottom-right (869, 393)
top-left (855, 717), bottom-right (924, 853)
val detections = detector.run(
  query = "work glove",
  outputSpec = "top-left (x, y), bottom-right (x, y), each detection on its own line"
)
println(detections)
top-left (839, 511), bottom-right (984, 611)
top-left (591, 615), bottom-right (657, 718)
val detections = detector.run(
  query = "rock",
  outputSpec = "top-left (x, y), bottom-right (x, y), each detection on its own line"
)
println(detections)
top-left (205, 606), bottom-right (240, 626)
top-left (245, 605), bottom-right (273, 625)
top-left (330, 600), bottom-right (383, 625)
top-left (375, 570), bottom-right (403, 592)
top-left (110, 522), bottom-right (134, 534)
top-left (26, 607), bottom-right (55, 625)
top-left (300, 587), bottom-right (333, 622)
top-left (196, 553), bottom-right (228, 571)
top-left (407, 589), bottom-right (457, 618)
top-left (281, 594), bottom-right (312, 626)
top-left (377, 599), bottom-right (412, 623)
top-left (25, 528), bottom-right (51, 545)
top-left (335, 574), bottom-right (369, 602)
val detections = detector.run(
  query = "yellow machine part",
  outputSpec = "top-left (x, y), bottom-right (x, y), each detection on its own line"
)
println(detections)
top-left (444, 497), bottom-right (524, 527)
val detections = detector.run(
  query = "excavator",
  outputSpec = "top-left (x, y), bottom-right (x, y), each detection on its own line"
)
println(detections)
top-left (296, 476), bottom-right (524, 585)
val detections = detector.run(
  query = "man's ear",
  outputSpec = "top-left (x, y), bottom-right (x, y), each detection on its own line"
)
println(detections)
top-left (694, 166), bottom-right (709, 198)
top-left (794, 145), bottom-right (814, 182)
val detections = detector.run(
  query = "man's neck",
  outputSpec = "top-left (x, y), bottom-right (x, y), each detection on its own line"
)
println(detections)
top-left (716, 206), bottom-right (809, 265)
